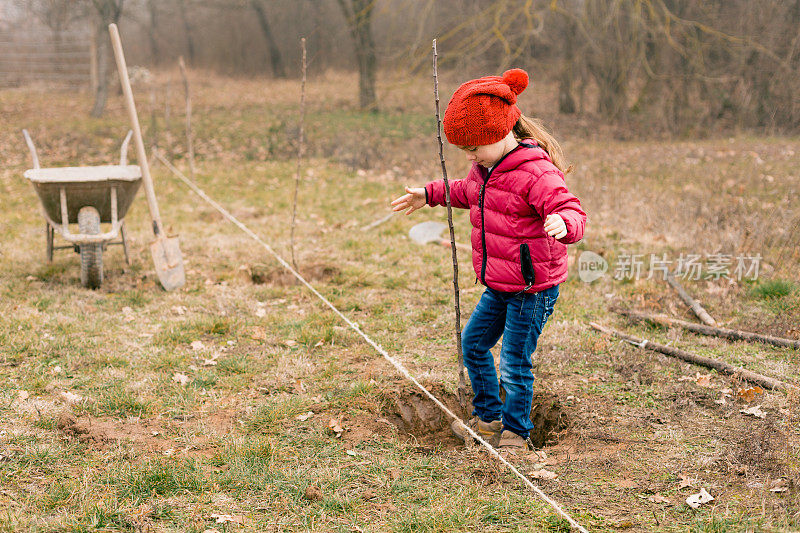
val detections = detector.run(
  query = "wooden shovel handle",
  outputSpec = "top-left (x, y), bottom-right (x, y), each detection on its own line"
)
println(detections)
top-left (108, 23), bottom-right (164, 237)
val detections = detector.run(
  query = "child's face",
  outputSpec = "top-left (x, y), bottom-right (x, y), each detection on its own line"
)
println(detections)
top-left (457, 138), bottom-right (510, 168)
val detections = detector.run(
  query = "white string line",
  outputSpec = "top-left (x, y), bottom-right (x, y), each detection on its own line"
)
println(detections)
top-left (155, 153), bottom-right (589, 533)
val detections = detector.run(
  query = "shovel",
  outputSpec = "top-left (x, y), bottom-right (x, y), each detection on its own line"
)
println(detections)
top-left (109, 23), bottom-right (185, 290)
top-left (409, 221), bottom-right (471, 252)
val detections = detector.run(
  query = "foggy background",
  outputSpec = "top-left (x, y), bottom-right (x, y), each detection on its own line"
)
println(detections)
top-left (1, 0), bottom-right (799, 136)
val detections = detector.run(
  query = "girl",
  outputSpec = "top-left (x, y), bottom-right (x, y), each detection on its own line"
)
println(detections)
top-left (391, 68), bottom-right (585, 450)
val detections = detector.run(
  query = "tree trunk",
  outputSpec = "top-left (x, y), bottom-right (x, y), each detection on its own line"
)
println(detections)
top-left (337, 0), bottom-right (377, 112)
top-left (251, 0), bottom-right (286, 78)
top-left (558, 18), bottom-right (576, 114)
top-left (90, 22), bottom-right (110, 117)
top-left (147, 0), bottom-right (159, 64)
top-left (90, 0), bottom-right (124, 118)
top-left (178, 0), bottom-right (195, 64)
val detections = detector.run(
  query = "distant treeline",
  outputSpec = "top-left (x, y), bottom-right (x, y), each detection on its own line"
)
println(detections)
top-left (9, 0), bottom-right (800, 134)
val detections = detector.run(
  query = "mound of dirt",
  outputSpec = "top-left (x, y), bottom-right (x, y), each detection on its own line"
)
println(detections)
top-left (529, 392), bottom-right (569, 448)
top-left (383, 384), bottom-right (466, 448)
top-left (380, 383), bottom-right (569, 449)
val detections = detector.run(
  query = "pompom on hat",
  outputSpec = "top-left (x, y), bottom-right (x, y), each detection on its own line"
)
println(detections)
top-left (443, 68), bottom-right (529, 147)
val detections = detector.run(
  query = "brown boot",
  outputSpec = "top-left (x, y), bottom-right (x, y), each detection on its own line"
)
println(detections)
top-left (498, 430), bottom-right (533, 450)
top-left (451, 417), bottom-right (503, 447)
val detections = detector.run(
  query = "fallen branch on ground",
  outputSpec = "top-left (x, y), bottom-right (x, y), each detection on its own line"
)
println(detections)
top-left (589, 322), bottom-right (796, 392)
top-left (666, 273), bottom-right (717, 326)
top-left (617, 309), bottom-right (800, 349)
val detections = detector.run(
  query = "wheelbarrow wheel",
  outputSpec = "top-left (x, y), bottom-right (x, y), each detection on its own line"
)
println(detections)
top-left (77, 207), bottom-right (103, 289)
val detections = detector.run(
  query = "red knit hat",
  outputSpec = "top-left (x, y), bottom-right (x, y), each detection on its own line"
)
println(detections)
top-left (443, 68), bottom-right (529, 147)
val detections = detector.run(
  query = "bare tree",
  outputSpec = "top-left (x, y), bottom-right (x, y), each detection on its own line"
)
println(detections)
top-left (336, 0), bottom-right (377, 111)
top-left (146, 0), bottom-right (159, 63)
top-left (251, 0), bottom-right (286, 78)
top-left (26, 0), bottom-right (84, 43)
top-left (178, 0), bottom-right (195, 64)
top-left (90, 0), bottom-right (124, 118)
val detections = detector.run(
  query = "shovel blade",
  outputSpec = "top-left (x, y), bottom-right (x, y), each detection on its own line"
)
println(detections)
top-left (409, 221), bottom-right (447, 246)
top-left (150, 236), bottom-right (185, 290)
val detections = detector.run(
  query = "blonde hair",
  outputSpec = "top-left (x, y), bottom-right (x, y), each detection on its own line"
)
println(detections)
top-left (512, 115), bottom-right (573, 174)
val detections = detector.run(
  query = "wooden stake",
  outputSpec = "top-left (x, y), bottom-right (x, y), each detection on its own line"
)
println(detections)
top-left (589, 322), bottom-right (796, 392)
top-left (290, 37), bottom-right (307, 272)
top-left (617, 309), bottom-right (800, 349)
top-left (178, 56), bottom-right (195, 179)
top-left (433, 39), bottom-right (468, 403)
top-left (666, 272), bottom-right (717, 326)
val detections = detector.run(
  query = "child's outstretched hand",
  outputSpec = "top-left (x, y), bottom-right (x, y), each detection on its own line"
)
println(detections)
top-left (545, 213), bottom-right (567, 239)
top-left (391, 186), bottom-right (426, 215)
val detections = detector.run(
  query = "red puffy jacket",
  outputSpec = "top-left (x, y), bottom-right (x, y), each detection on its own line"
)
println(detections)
top-left (425, 141), bottom-right (585, 293)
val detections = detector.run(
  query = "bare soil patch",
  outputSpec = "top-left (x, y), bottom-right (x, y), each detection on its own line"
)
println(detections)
top-left (247, 262), bottom-right (339, 286)
top-left (56, 412), bottom-right (215, 457)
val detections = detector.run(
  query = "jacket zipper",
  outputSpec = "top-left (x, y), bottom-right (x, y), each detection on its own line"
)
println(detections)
top-left (478, 144), bottom-right (524, 285)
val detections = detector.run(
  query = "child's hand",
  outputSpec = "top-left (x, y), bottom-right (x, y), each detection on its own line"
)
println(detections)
top-left (391, 186), bottom-right (426, 215)
top-left (544, 213), bottom-right (567, 239)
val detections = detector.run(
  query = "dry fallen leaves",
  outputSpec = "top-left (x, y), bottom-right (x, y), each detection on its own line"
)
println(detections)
top-left (327, 418), bottom-right (344, 437)
top-left (16, 390), bottom-right (30, 402)
top-left (769, 478), bottom-right (789, 493)
top-left (59, 391), bottom-right (84, 405)
top-left (209, 513), bottom-right (245, 525)
top-left (679, 372), bottom-right (713, 387)
top-left (695, 373), bottom-right (712, 387)
top-left (648, 494), bottom-right (670, 504)
top-left (172, 373), bottom-right (190, 386)
top-left (295, 411), bottom-right (314, 421)
top-left (678, 474), bottom-right (697, 488)
top-left (740, 405), bottom-right (766, 419)
top-left (686, 488), bottom-right (714, 508)
top-left (528, 469), bottom-right (558, 480)
top-left (737, 386), bottom-right (764, 403)
top-left (190, 340), bottom-right (206, 351)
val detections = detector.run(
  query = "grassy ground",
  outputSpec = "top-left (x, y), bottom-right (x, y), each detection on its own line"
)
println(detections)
top-left (0, 70), bottom-right (798, 532)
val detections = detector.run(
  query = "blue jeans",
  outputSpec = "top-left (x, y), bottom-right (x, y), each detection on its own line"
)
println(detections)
top-left (461, 285), bottom-right (559, 439)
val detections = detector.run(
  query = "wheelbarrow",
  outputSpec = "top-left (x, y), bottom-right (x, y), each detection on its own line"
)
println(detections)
top-left (22, 129), bottom-right (142, 289)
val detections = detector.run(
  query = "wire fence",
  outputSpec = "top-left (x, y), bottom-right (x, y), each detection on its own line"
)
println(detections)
top-left (0, 32), bottom-right (91, 89)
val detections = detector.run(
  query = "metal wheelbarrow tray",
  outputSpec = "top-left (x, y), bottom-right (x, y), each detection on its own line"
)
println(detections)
top-left (22, 130), bottom-right (142, 288)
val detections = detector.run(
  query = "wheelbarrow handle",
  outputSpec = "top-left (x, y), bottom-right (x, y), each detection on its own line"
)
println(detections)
top-left (22, 129), bottom-right (40, 169)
